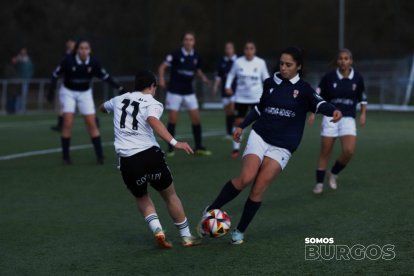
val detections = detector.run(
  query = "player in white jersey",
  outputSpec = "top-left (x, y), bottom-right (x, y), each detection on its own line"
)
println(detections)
top-left (100, 71), bottom-right (200, 248)
top-left (225, 41), bottom-right (269, 158)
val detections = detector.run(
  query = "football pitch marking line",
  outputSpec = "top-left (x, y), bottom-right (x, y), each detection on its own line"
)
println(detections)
top-left (0, 130), bottom-right (225, 161)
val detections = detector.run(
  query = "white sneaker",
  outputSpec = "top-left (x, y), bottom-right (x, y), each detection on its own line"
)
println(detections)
top-left (313, 183), bottom-right (324, 194)
top-left (328, 172), bottom-right (338, 190)
top-left (231, 229), bottom-right (244, 245)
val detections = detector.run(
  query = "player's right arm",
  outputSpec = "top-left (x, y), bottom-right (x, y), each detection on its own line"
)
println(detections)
top-left (147, 116), bottom-right (193, 154)
top-left (224, 62), bottom-right (237, 96)
top-left (99, 98), bottom-right (115, 113)
top-left (47, 59), bottom-right (65, 103)
top-left (158, 53), bottom-right (173, 90)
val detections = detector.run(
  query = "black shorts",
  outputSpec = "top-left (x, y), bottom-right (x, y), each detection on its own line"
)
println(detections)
top-left (119, 146), bottom-right (173, 198)
top-left (234, 103), bottom-right (257, 118)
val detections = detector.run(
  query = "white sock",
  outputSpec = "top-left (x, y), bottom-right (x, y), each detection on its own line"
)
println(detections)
top-left (145, 213), bottom-right (162, 234)
top-left (174, 218), bottom-right (191, 237)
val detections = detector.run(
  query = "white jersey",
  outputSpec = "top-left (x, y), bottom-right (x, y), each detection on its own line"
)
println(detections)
top-left (225, 56), bottom-right (269, 104)
top-left (104, 92), bottom-right (163, 157)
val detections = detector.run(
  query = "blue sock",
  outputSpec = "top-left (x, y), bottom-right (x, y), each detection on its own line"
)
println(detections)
top-left (331, 161), bottom-right (346, 175)
top-left (316, 169), bottom-right (326, 183)
top-left (208, 180), bottom-right (241, 210)
top-left (237, 198), bottom-right (262, 233)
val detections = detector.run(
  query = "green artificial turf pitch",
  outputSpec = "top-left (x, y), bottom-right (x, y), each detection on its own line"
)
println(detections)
top-left (1, 111), bottom-right (413, 275)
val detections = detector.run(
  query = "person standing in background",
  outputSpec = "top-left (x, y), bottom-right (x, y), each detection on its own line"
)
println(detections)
top-left (13, 47), bottom-right (33, 113)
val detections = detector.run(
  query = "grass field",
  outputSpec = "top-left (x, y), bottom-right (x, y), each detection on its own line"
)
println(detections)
top-left (1, 110), bottom-right (413, 275)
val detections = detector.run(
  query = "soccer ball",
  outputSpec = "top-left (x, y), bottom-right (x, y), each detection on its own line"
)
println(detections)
top-left (201, 209), bottom-right (231, 238)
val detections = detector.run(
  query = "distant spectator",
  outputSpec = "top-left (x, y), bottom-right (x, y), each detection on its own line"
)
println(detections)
top-left (13, 47), bottom-right (34, 113)
top-left (3, 58), bottom-right (18, 114)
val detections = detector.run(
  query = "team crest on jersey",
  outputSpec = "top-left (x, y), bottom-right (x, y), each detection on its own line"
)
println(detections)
top-left (193, 59), bottom-right (198, 65)
top-left (352, 83), bottom-right (357, 91)
top-left (180, 58), bottom-right (185, 63)
top-left (293, 89), bottom-right (299, 98)
top-left (72, 66), bottom-right (76, 72)
top-left (333, 83), bottom-right (337, 88)
top-left (88, 67), bottom-right (92, 73)
top-left (269, 88), bottom-right (274, 94)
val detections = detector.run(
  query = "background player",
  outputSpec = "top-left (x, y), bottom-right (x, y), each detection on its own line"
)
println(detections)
top-left (213, 41), bottom-right (238, 139)
top-left (100, 70), bottom-right (200, 248)
top-left (225, 41), bottom-right (269, 158)
top-left (199, 47), bottom-right (342, 244)
top-left (309, 49), bottom-right (367, 194)
top-left (158, 32), bottom-right (212, 157)
top-left (47, 40), bottom-right (124, 164)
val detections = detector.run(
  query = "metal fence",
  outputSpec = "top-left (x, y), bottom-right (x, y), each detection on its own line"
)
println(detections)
top-left (1, 58), bottom-right (414, 114)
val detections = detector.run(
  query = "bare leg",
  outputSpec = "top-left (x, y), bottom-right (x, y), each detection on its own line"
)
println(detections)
top-left (159, 183), bottom-right (186, 223)
top-left (317, 136), bottom-right (336, 170)
top-left (338, 135), bottom-right (356, 165)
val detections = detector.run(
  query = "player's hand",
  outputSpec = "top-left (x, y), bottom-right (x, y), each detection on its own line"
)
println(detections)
top-left (159, 78), bottom-right (166, 90)
top-left (233, 127), bottom-right (243, 143)
top-left (203, 77), bottom-right (211, 87)
top-left (174, 142), bottom-right (194, 155)
top-left (360, 113), bottom-right (366, 127)
top-left (225, 88), bottom-right (233, 96)
top-left (330, 110), bottom-right (342, 123)
top-left (307, 113), bottom-right (315, 125)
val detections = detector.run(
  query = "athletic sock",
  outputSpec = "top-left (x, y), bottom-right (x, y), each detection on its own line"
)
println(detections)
top-left (237, 198), bottom-right (262, 233)
top-left (91, 136), bottom-right (104, 160)
top-left (61, 137), bottom-right (71, 160)
top-left (174, 217), bottom-right (191, 237)
top-left (145, 213), bottom-right (163, 234)
top-left (316, 169), bottom-right (326, 183)
top-left (57, 115), bottom-right (63, 128)
top-left (208, 180), bottom-right (241, 210)
top-left (331, 161), bottom-right (346, 175)
top-left (226, 115), bottom-right (235, 136)
top-left (192, 124), bottom-right (202, 149)
top-left (167, 123), bottom-right (176, 152)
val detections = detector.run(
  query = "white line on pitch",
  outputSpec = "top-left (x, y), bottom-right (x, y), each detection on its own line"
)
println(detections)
top-left (0, 130), bottom-right (225, 161)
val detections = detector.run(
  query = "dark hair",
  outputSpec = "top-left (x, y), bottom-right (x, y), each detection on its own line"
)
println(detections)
top-left (73, 39), bottom-right (91, 56)
top-left (135, 70), bottom-right (157, 91)
top-left (280, 46), bottom-right (305, 76)
top-left (182, 31), bottom-right (195, 40)
top-left (244, 41), bottom-right (256, 48)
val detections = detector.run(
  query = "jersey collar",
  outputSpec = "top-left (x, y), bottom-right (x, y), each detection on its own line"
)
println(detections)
top-left (273, 72), bottom-right (300, 85)
top-left (224, 54), bottom-right (237, 62)
top-left (336, 67), bottom-right (354, 80)
top-left (181, 47), bottom-right (194, 56)
top-left (75, 54), bottom-right (90, 65)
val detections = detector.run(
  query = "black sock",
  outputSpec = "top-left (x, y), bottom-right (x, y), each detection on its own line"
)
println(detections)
top-left (237, 198), bottom-right (262, 233)
top-left (192, 124), bottom-right (202, 149)
top-left (91, 136), bottom-right (104, 160)
top-left (316, 169), bottom-right (326, 183)
top-left (95, 117), bottom-right (100, 129)
top-left (208, 180), bottom-right (241, 210)
top-left (225, 115), bottom-right (234, 136)
top-left (331, 161), bottom-right (346, 175)
top-left (167, 123), bottom-right (175, 152)
top-left (57, 115), bottom-right (63, 128)
top-left (61, 137), bottom-right (71, 160)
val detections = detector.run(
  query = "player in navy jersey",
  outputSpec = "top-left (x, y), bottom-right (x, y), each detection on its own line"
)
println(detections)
top-left (197, 47), bottom-right (342, 244)
top-left (309, 49), bottom-right (367, 194)
top-left (158, 32), bottom-right (212, 157)
top-left (213, 42), bottom-right (237, 139)
top-left (47, 40), bottom-right (125, 164)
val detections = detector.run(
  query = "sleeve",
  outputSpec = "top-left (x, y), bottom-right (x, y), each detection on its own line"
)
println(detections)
top-left (261, 60), bottom-right (270, 81)
top-left (239, 79), bottom-right (270, 129)
top-left (225, 62), bottom-right (237, 89)
top-left (93, 60), bottom-right (122, 90)
top-left (307, 86), bottom-right (336, 116)
top-left (357, 76), bottom-right (368, 105)
top-left (164, 53), bottom-right (174, 66)
top-left (196, 55), bottom-right (202, 70)
top-left (103, 98), bottom-right (115, 113)
top-left (146, 103), bottom-right (164, 120)
top-left (48, 59), bottom-right (66, 100)
top-left (214, 60), bottom-right (222, 80)
top-left (317, 75), bottom-right (328, 100)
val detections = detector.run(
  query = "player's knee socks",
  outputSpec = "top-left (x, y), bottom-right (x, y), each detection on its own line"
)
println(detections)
top-left (208, 180), bottom-right (241, 210)
top-left (226, 115), bottom-right (234, 136)
top-left (316, 169), bottom-right (326, 183)
top-left (57, 115), bottom-right (63, 128)
top-left (61, 137), bottom-right (70, 160)
top-left (237, 198), bottom-right (262, 233)
top-left (174, 217), bottom-right (191, 237)
top-left (167, 123), bottom-right (176, 151)
top-left (91, 136), bottom-right (104, 160)
top-left (331, 161), bottom-right (346, 175)
top-left (192, 124), bottom-right (202, 149)
top-left (145, 213), bottom-right (163, 234)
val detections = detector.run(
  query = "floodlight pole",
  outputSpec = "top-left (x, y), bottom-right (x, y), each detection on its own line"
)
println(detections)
top-left (339, 0), bottom-right (345, 50)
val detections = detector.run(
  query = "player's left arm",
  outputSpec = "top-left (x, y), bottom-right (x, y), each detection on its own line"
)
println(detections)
top-left (308, 88), bottom-right (342, 123)
top-left (358, 78), bottom-right (368, 127)
top-left (94, 61), bottom-right (125, 94)
top-left (99, 99), bottom-right (114, 113)
top-left (196, 69), bottom-right (211, 86)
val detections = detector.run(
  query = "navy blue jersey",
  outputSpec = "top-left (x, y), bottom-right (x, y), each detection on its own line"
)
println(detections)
top-left (51, 55), bottom-right (121, 92)
top-left (215, 55), bottom-right (237, 97)
top-left (164, 48), bottom-right (202, 95)
top-left (318, 68), bottom-right (367, 118)
top-left (252, 73), bottom-right (336, 153)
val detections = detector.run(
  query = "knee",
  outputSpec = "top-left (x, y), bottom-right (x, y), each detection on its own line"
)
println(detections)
top-left (342, 148), bottom-right (354, 159)
top-left (232, 176), bottom-right (253, 190)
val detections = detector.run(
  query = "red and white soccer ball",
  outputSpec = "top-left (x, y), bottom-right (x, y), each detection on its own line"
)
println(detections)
top-left (201, 209), bottom-right (231, 238)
